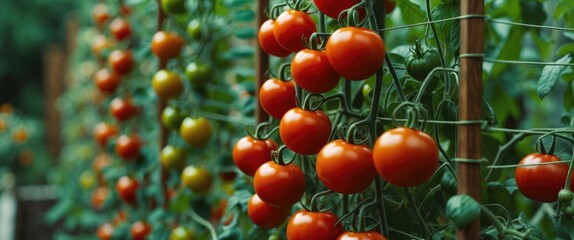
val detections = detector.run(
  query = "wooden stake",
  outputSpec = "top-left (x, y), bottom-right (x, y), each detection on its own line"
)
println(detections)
top-left (43, 45), bottom-right (65, 158)
top-left (157, 0), bottom-right (168, 207)
top-left (457, 0), bottom-right (484, 239)
top-left (255, 0), bottom-right (269, 124)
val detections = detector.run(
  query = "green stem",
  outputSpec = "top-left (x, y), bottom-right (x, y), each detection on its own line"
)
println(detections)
top-left (405, 188), bottom-right (431, 237)
top-left (189, 208), bottom-right (217, 240)
top-left (480, 205), bottom-right (529, 239)
top-left (424, 0), bottom-right (450, 93)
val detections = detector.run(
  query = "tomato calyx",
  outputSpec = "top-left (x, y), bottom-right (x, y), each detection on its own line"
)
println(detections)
top-left (244, 119), bottom-right (278, 141)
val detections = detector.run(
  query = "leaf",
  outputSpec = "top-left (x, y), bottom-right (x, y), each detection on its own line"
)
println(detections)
top-left (234, 27), bottom-right (256, 39)
top-left (520, 0), bottom-right (547, 25)
top-left (441, 171), bottom-right (457, 195)
top-left (537, 54), bottom-right (572, 100)
top-left (505, 178), bottom-right (518, 194)
top-left (446, 194), bottom-right (481, 229)
top-left (232, 10), bottom-right (255, 22)
top-left (223, 46), bottom-right (254, 59)
top-left (490, 27), bottom-right (526, 78)
top-left (554, 0), bottom-right (574, 20)
top-left (486, 182), bottom-right (511, 207)
top-left (553, 218), bottom-right (573, 240)
top-left (565, 81), bottom-right (574, 111)
top-left (227, 190), bottom-right (252, 211)
top-left (222, 0), bottom-right (250, 7)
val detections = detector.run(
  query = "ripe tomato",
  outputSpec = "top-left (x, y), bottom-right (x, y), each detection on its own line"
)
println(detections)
top-left (253, 161), bottom-right (305, 207)
top-left (91, 186), bottom-right (109, 209)
top-left (120, 4), bottom-right (132, 16)
top-left (161, 106), bottom-right (184, 130)
top-left (187, 19), bottom-right (202, 40)
top-left (280, 108), bottom-right (331, 155)
top-left (113, 210), bottom-right (128, 225)
top-left (131, 221), bottom-right (152, 240)
top-left (110, 97), bottom-right (137, 121)
top-left (247, 194), bottom-right (292, 229)
top-left (325, 27), bottom-right (386, 80)
top-left (152, 31), bottom-right (185, 60)
top-left (373, 128), bottom-right (439, 187)
top-left (291, 49), bottom-right (340, 93)
top-left (91, 35), bottom-right (114, 58)
top-left (515, 153), bottom-right (574, 202)
top-left (337, 231), bottom-right (388, 240)
top-left (96, 223), bottom-right (114, 240)
top-left (259, 79), bottom-right (297, 119)
top-left (317, 140), bottom-right (377, 194)
top-left (160, 145), bottom-right (187, 170)
top-left (384, 0), bottom-right (396, 13)
top-left (116, 176), bottom-right (138, 205)
top-left (12, 128), bottom-right (29, 144)
top-left (185, 62), bottom-right (212, 89)
top-left (258, 19), bottom-right (290, 57)
top-left (273, 10), bottom-right (317, 52)
top-left (170, 226), bottom-right (194, 240)
top-left (115, 134), bottom-right (142, 160)
top-left (232, 136), bottom-right (278, 176)
top-left (108, 50), bottom-right (134, 75)
top-left (152, 70), bottom-right (184, 100)
top-left (287, 210), bottom-right (344, 240)
top-left (94, 69), bottom-right (121, 94)
top-left (109, 18), bottom-right (132, 41)
top-left (93, 122), bottom-right (118, 147)
top-left (181, 166), bottom-right (212, 193)
top-left (93, 153), bottom-right (112, 178)
top-left (313, 0), bottom-right (364, 19)
top-left (180, 117), bottom-right (212, 148)
top-left (161, 0), bottom-right (186, 15)
top-left (92, 3), bottom-right (110, 26)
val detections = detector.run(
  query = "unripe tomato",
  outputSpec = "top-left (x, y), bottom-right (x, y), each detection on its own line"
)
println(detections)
top-left (185, 62), bottom-right (212, 89)
top-left (80, 170), bottom-right (96, 190)
top-left (317, 140), bottom-right (377, 194)
top-left (259, 79), bottom-right (297, 120)
top-left (337, 231), bottom-right (388, 240)
top-left (232, 136), bottom-right (278, 176)
top-left (151, 31), bottom-right (185, 60)
top-left (287, 210), bottom-right (344, 240)
top-left (160, 145), bottom-right (187, 170)
top-left (116, 176), bottom-right (138, 205)
top-left (248, 194), bottom-right (292, 229)
top-left (258, 19), bottom-right (290, 57)
top-left (110, 97), bottom-right (137, 121)
top-left (108, 50), bottom-right (134, 75)
top-left (515, 153), bottom-right (574, 202)
top-left (170, 226), bottom-right (194, 240)
top-left (325, 27), bottom-right (385, 80)
top-left (161, 0), bottom-right (186, 15)
top-left (91, 186), bottom-right (109, 209)
top-left (187, 19), bottom-right (202, 40)
top-left (291, 49), bottom-right (340, 93)
top-left (405, 40), bottom-right (441, 81)
top-left (94, 69), bottom-right (121, 94)
top-left (254, 161), bottom-right (305, 207)
top-left (280, 108), bottom-right (331, 155)
top-left (91, 35), bottom-right (114, 58)
top-left (115, 134), bottom-right (142, 160)
top-left (130, 221), bottom-right (152, 240)
top-left (96, 223), bottom-right (114, 240)
top-left (373, 128), bottom-right (439, 187)
top-left (559, 189), bottom-right (574, 203)
top-left (92, 3), bottom-right (110, 26)
top-left (109, 18), bottom-right (132, 41)
top-left (180, 117), bottom-right (212, 148)
top-left (273, 10), bottom-right (317, 52)
top-left (93, 153), bottom-right (112, 178)
top-left (161, 106), bottom-right (184, 130)
top-left (181, 166), bottom-right (212, 193)
top-left (152, 70), bottom-right (184, 100)
top-left (93, 122), bottom-right (118, 147)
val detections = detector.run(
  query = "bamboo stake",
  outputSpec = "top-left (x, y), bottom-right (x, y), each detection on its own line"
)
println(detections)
top-left (255, 0), bottom-right (270, 124)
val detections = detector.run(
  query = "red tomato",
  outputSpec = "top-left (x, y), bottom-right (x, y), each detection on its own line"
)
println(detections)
top-left (372, 128), bottom-right (438, 187)
top-left (97, 223), bottom-right (114, 240)
top-left (247, 194), bottom-right (292, 229)
top-left (259, 78), bottom-right (297, 119)
top-left (130, 221), bottom-right (152, 240)
top-left (313, 0), bottom-right (364, 19)
top-left (91, 35), bottom-right (115, 58)
top-left (254, 161), bottom-right (305, 207)
top-left (109, 18), bottom-right (132, 41)
top-left (515, 153), bottom-right (574, 202)
top-left (93, 122), bottom-right (118, 147)
top-left (151, 31), bottom-right (185, 60)
top-left (120, 5), bottom-right (132, 16)
top-left (273, 10), bottom-right (317, 52)
top-left (115, 134), bottom-right (142, 160)
top-left (317, 140), bottom-right (376, 194)
top-left (94, 69), bottom-right (121, 94)
top-left (280, 108), bottom-right (331, 155)
top-left (91, 186), bottom-right (109, 209)
top-left (325, 27), bottom-right (386, 80)
top-left (337, 231), bottom-right (388, 240)
top-left (116, 176), bottom-right (138, 205)
top-left (92, 3), bottom-right (110, 26)
top-left (384, 1), bottom-right (396, 14)
top-left (258, 19), bottom-right (291, 57)
top-left (291, 49), bottom-right (340, 93)
top-left (287, 210), bottom-right (344, 240)
top-left (108, 50), bottom-right (134, 75)
top-left (110, 97), bottom-right (137, 121)
top-left (232, 136), bottom-right (278, 176)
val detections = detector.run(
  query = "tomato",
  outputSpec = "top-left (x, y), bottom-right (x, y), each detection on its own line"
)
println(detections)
top-left (280, 108), bottom-right (331, 155)
top-left (286, 210), bottom-right (344, 240)
top-left (185, 62), bottom-right (212, 89)
top-left (187, 19), bottom-right (202, 40)
top-left (162, 106), bottom-right (184, 130)
top-left (120, 5), bottom-right (132, 16)
top-left (337, 231), bottom-right (388, 240)
top-left (92, 3), bottom-right (110, 26)
top-left (160, 145), bottom-right (187, 170)
top-left (97, 223), bottom-right (114, 240)
top-left (80, 170), bottom-right (96, 189)
top-left (94, 69), bottom-right (121, 94)
top-left (153, 70), bottom-right (184, 100)
top-left (181, 166), bottom-right (213, 193)
top-left (232, 136), bottom-right (278, 176)
top-left (161, 0), bottom-right (186, 15)
top-left (259, 79), bottom-right (297, 119)
top-left (273, 10), bottom-right (317, 52)
top-left (12, 128), bottom-right (29, 144)
top-left (113, 210), bottom-right (128, 225)
top-left (247, 194), bottom-right (292, 229)
top-left (258, 19), bottom-right (291, 57)
top-left (152, 31), bottom-right (185, 60)
top-left (373, 128), bottom-right (439, 187)
top-left (384, 0), bottom-right (396, 14)
top-left (108, 50), bottom-right (134, 75)
top-left (254, 161), bottom-right (305, 207)
top-left (180, 117), bottom-right (212, 148)
top-left (291, 49), bottom-right (340, 93)
top-left (110, 97), bottom-right (137, 121)
top-left (91, 35), bottom-right (114, 58)
top-left (0, 119), bottom-right (6, 132)
top-left (18, 151), bottom-right (34, 166)
top-left (170, 226), bottom-right (194, 240)
top-left (325, 27), bottom-right (386, 80)
top-left (404, 40), bottom-right (441, 81)
top-left (131, 221), bottom-right (152, 240)
top-left (116, 176), bottom-right (138, 205)
top-left (316, 140), bottom-right (377, 194)
top-left (94, 154), bottom-right (112, 179)
top-left (312, 0), bottom-right (363, 19)
top-left (559, 189), bottom-right (573, 203)
top-left (93, 122), bottom-right (118, 147)
top-left (109, 18), bottom-right (132, 41)
top-left (515, 153), bottom-right (574, 202)
top-left (91, 186), bottom-right (109, 209)
top-left (115, 134), bottom-right (142, 160)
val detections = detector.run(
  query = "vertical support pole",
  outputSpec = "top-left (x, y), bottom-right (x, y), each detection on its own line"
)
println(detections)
top-left (255, 0), bottom-right (269, 124)
top-left (43, 45), bottom-right (65, 158)
top-left (457, 0), bottom-right (484, 239)
top-left (156, 0), bottom-right (168, 207)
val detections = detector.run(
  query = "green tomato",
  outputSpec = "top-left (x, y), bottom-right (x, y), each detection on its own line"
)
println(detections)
top-left (185, 62), bottom-right (213, 90)
top-left (161, 0), bottom-right (186, 15)
top-left (160, 145), bottom-right (187, 170)
top-left (566, 206), bottom-right (574, 217)
top-left (169, 226), bottom-right (194, 240)
top-left (362, 83), bottom-right (372, 100)
top-left (404, 39), bottom-right (441, 81)
top-left (79, 170), bottom-right (96, 190)
top-left (162, 107), bottom-right (184, 130)
top-left (187, 19), bottom-right (202, 40)
top-left (559, 189), bottom-right (574, 203)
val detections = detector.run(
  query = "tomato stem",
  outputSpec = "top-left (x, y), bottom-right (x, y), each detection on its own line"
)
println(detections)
top-left (404, 188), bottom-right (431, 237)
top-left (309, 189), bottom-right (334, 212)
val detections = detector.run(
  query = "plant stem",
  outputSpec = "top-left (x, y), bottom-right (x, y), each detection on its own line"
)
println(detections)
top-left (405, 188), bottom-right (431, 237)
top-left (189, 208), bottom-right (217, 240)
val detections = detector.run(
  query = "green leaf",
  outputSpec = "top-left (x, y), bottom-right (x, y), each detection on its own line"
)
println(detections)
top-left (223, 46), bottom-right (254, 59)
top-left (486, 182), bottom-right (511, 207)
top-left (222, 0), bottom-right (250, 7)
top-left (554, 0), bottom-right (574, 20)
top-left (232, 10), bottom-right (255, 22)
top-left (565, 81), bottom-right (574, 111)
top-left (553, 218), bottom-right (573, 240)
top-left (446, 194), bottom-right (481, 229)
top-left (490, 27), bottom-right (526, 78)
top-left (505, 178), bottom-right (518, 193)
top-left (234, 27), bottom-right (256, 39)
top-left (537, 54), bottom-right (572, 100)
top-left (441, 171), bottom-right (457, 195)
top-left (520, 0), bottom-right (547, 25)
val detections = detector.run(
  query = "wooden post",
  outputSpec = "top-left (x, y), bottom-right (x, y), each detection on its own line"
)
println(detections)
top-left (156, 0), bottom-right (169, 207)
top-left (255, 0), bottom-right (269, 124)
top-left (457, 0), bottom-right (484, 239)
top-left (43, 45), bottom-right (65, 157)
